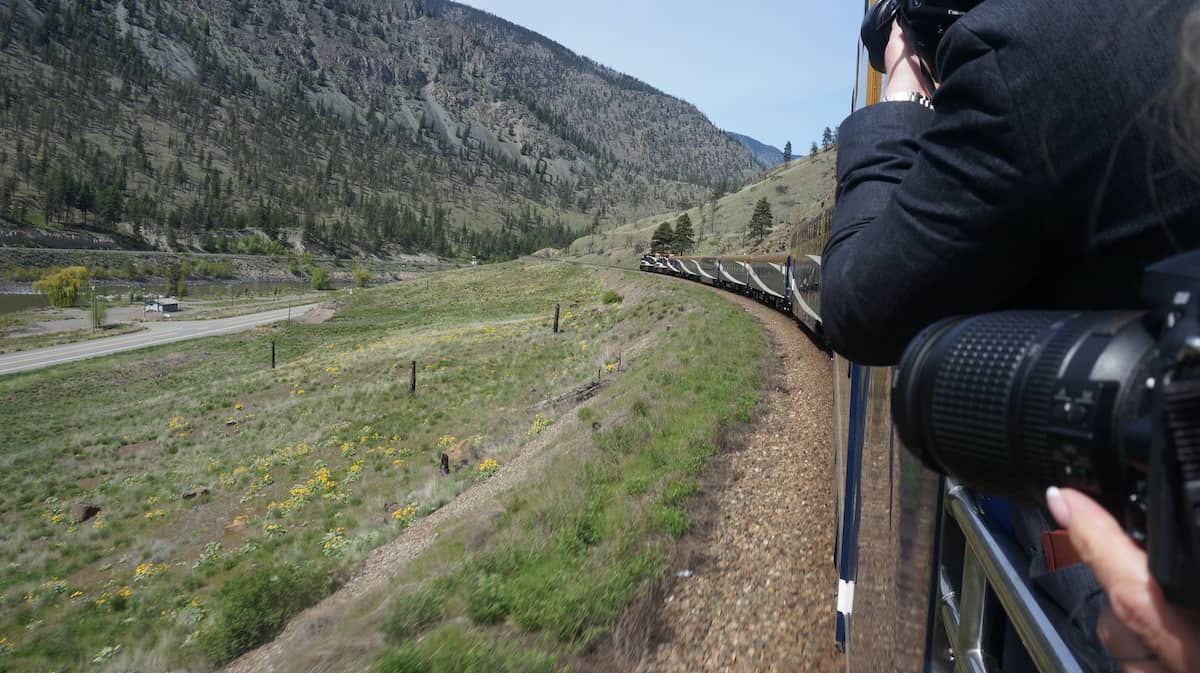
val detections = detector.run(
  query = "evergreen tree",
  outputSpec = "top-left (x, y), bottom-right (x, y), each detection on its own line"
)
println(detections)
top-left (821, 127), bottom-right (834, 150)
top-left (651, 221), bottom-right (674, 254)
top-left (748, 197), bottom-right (773, 245)
top-left (783, 141), bottom-right (792, 165)
top-left (673, 212), bottom-right (695, 254)
top-left (810, 141), bottom-right (819, 157)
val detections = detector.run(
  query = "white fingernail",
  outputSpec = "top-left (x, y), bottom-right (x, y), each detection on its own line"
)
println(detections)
top-left (1046, 486), bottom-right (1071, 528)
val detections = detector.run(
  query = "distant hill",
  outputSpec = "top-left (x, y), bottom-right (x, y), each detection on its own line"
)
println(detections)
top-left (0, 0), bottom-right (759, 260)
top-left (726, 132), bottom-right (786, 168)
top-left (570, 146), bottom-right (838, 263)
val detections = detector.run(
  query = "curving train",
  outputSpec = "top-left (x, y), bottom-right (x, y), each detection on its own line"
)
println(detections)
top-left (639, 253), bottom-right (825, 342)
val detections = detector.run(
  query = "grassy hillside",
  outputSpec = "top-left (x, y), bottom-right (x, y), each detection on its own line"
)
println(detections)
top-left (569, 149), bottom-right (837, 266)
top-left (0, 260), bottom-right (764, 672)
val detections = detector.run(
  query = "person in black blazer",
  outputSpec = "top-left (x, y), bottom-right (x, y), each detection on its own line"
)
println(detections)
top-left (822, 2), bottom-right (1200, 672)
top-left (821, 0), bottom-right (1200, 368)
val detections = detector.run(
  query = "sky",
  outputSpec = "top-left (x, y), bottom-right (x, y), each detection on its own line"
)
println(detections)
top-left (458, 0), bottom-right (865, 153)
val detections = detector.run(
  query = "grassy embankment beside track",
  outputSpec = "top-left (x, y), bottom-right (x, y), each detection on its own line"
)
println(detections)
top-left (0, 261), bottom-right (764, 672)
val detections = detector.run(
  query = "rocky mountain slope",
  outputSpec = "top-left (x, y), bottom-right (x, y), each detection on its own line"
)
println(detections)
top-left (0, 0), bottom-right (759, 259)
top-left (726, 132), bottom-right (786, 168)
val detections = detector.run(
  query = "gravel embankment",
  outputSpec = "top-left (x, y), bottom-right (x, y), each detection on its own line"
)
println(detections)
top-left (630, 290), bottom-right (838, 673)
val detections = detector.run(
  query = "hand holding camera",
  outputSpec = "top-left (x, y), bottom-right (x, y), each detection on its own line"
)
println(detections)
top-left (1047, 487), bottom-right (1200, 673)
top-left (861, 0), bottom-right (981, 96)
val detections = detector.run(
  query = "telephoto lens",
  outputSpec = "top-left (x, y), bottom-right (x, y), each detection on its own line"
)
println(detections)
top-left (892, 310), bottom-right (1156, 510)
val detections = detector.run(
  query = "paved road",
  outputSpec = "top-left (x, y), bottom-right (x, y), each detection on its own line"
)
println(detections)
top-left (0, 304), bottom-right (320, 376)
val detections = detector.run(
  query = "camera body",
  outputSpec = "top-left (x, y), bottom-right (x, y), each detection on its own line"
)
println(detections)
top-left (861, 0), bottom-right (982, 76)
top-left (892, 250), bottom-right (1200, 611)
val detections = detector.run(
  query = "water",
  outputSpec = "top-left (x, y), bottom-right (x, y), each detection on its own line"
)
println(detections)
top-left (0, 293), bottom-right (49, 314)
top-left (0, 280), bottom-right (321, 315)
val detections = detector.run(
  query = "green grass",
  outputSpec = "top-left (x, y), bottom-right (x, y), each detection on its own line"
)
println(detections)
top-left (0, 261), bottom-right (766, 672)
top-left (364, 274), bottom-right (765, 671)
top-left (0, 322), bottom-right (146, 355)
top-left (0, 261), bottom-right (658, 671)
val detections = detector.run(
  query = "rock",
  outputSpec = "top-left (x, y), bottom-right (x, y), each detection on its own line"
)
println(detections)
top-left (70, 502), bottom-right (101, 523)
top-left (444, 438), bottom-right (479, 470)
top-left (182, 487), bottom-right (210, 499)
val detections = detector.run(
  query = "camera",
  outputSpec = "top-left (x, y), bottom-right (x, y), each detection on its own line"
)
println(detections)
top-left (892, 250), bottom-right (1200, 611)
top-left (861, 0), bottom-right (982, 76)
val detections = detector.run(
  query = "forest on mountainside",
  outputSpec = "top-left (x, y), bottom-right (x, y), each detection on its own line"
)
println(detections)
top-left (0, 0), bottom-right (759, 260)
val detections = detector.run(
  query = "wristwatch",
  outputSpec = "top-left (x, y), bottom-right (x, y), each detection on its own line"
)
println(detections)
top-left (882, 90), bottom-right (934, 110)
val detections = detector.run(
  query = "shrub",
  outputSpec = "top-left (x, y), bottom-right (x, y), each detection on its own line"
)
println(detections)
top-left (33, 266), bottom-right (89, 307)
top-left (352, 267), bottom-right (371, 287)
top-left (91, 296), bottom-right (107, 328)
top-left (310, 267), bottom-right (333, 290)
top-left (601, 290), bottom-right (623, 304)
top-left (201, 562), bottom-right (330, 663)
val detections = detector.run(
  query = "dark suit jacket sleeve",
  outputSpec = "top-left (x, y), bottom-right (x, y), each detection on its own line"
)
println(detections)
top-left (820, 24), bottom-right (1043, 366)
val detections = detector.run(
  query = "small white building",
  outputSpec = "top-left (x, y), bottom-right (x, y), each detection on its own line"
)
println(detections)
top-left (144, 297), bottom-right (180, 313)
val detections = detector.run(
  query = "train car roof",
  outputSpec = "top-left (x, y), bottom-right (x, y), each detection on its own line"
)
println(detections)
top-left (674, 254), bottom-right (792, 264)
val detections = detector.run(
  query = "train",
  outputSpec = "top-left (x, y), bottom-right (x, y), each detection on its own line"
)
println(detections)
top-left (639, 253), bottom-right (824, 338)
top-left (641, 252), bottom-right (1088, 673)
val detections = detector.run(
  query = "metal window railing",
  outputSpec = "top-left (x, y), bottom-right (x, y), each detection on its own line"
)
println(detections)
top-left (929, 481), bottom-right (1088, 673)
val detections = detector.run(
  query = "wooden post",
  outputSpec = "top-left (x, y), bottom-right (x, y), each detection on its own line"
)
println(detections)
top-left (553, 304), bottom-right (560, 333)
top-left (410, 360), bottom-right (417, 393)
top-left (271, 341), bottom-right (276, 369)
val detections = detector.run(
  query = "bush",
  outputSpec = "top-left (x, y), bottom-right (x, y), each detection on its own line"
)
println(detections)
top-left (201, 562), bottom-right (330, 663)
top-left (601, 290), bottom-right (623, 304)
top-left (352, 267), bottom-right (371, 287)
top-left (91, 296), bottom-right (107, 328)
top-left (311, 267), bottom-right (333, 290)
top-left (33, 266), bottom-right (89, 308)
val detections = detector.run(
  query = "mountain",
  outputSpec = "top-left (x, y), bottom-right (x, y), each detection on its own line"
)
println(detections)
top-left (726, 132), bottom-right (786, 169)
top-left (0, 0), bottom-right (759, 260)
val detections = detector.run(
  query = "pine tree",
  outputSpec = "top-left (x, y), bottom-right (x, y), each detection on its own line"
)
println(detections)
top-left (810, 141), bottom-right (819, 157)
top-left (673, 212), bottom-right (695, 254)
top-left (651, 221), bottom-right (674, 254)
top-left (822, 127), bottom-right (834, 150)
top-left (783, 141), bottom-right (792, 165)
top-left (748, 197), bottom-right (773, 245)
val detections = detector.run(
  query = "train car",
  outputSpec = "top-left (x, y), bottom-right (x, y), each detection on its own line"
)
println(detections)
top-left (789, 255), bottom-right (822, 337)
top-left (672, 256), bottom-right (722, 286)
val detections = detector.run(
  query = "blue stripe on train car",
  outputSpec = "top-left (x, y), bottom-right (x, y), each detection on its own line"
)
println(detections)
top-left (835, 362), bottom-right (871, 650)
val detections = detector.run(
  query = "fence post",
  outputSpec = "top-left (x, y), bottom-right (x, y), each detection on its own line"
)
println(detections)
top-left (271, 341), bottom-right (276, 369)
top-left (553, 304), bottom-right (560, 333)
top-left (410, 360), bottom-right (417, 394)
